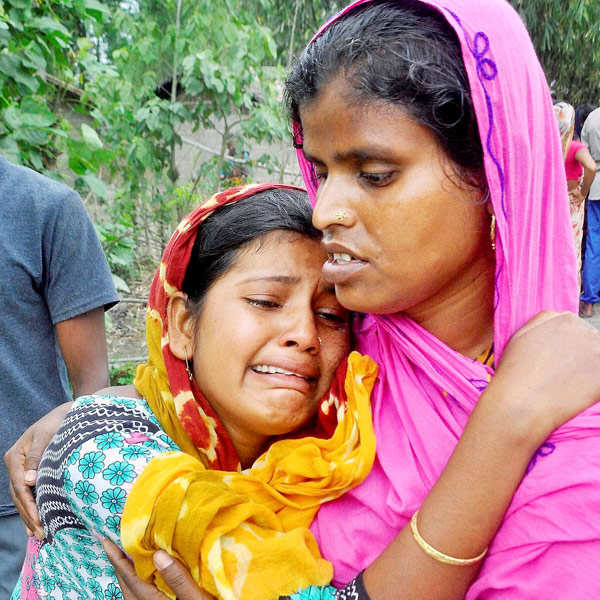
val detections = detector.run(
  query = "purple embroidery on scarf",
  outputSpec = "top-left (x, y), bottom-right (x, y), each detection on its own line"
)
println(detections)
top-left (443, 8), bottom-right (506, 314)
top-left (443, 9), bottom-right (506, 220)
top-left (525, 442), bottom-right (556, 474)
top-left (468, 378), bottom-right (489, 392)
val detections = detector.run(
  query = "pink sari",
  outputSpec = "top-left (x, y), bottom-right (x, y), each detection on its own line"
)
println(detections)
top-left (294, 0), bottom-right (600, 596)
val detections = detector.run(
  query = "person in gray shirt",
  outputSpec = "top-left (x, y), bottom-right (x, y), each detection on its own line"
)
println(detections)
top-left (0, 155), bottom-right (118, 599)
top-left (580, 107), bottom-right (600, 317)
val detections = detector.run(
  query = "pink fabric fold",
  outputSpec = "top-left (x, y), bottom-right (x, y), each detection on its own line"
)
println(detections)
top-left (294, 0), bottom-right (600, 596)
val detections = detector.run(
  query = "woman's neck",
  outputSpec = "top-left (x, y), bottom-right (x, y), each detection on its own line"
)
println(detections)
top-left (406, 255), bottom-right (496, 359)
top-left (220, 421), bottom-right (269, 469)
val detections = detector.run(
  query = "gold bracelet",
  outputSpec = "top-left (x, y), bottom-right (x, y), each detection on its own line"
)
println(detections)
top-left (410, 511), bottom-right (488, 566)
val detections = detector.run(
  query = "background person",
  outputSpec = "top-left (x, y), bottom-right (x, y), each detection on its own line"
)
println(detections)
top-left (575, 103), bottom-right (595, 141)
top-left (553, 101), bottom-right (596, 278)
top-left (580, 105), bottom-right (600, 316)
top-left (0, 155), bottom-right (118, 599)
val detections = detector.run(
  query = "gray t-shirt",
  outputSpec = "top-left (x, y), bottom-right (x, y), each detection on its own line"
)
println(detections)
top-left (581, 107), bottom-right (600, 200)
top-left (0, 156), bottom-right (119, 515)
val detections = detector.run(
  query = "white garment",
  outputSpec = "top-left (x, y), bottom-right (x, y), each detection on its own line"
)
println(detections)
top-left (581, 107), bottom-right (600, 200)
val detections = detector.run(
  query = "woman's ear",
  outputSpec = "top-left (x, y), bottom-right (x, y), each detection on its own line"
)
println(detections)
top-left (167, 292), bottom-right (196, 360)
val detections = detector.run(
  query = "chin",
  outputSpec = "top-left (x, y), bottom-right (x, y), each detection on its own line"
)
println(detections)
top-left (335, 288), bottom-right (389, 314)
top-left (260, 406), bottom-right (317, 437)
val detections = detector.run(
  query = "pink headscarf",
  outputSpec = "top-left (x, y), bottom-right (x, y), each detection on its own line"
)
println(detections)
top-left (294, 0), bottom-right (600, 596)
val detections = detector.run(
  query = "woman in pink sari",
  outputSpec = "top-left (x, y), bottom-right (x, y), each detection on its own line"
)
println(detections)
top-left (283, 0), bottom-right (600, 597)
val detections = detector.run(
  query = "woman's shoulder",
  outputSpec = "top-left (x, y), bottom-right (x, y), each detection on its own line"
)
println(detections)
top-left (69, 387), bottom-right (165, 441)
top-left (73, 385), bottom-right (147, 412)
top-left (568, 139), bottom-right (586, 157)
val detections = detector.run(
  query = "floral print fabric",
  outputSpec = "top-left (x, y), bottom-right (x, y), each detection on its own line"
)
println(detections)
top-left (12, 393), bottom-right (180, 600)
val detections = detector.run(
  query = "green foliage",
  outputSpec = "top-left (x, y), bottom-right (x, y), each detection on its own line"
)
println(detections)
top-left (0, 0), bottom-right (111, 179)
top-left (0, 0), bottom-right (338, 293)
top-left (109, 362), bottom-right (137, 386)
top-left (95, 217), bottom-right (136, 290)
top-left (509, 0), bottom-right (600, 105)
top-left (245, 0), bottom-right (343, 65)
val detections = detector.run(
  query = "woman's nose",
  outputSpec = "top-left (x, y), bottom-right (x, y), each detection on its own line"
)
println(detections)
top-left (311, 176), bottom-right (355, 233)
top-left (279, 309), bottom-right (320, 354)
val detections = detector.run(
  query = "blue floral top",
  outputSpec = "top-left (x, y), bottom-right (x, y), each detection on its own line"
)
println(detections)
top-left (12, 394), bottom-right (371, 600)
top-left (12, 393), bottom-right (180, 600)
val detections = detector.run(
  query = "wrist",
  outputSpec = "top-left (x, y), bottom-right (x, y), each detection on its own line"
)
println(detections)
top-left (475, 381), bottom-right (552, 452)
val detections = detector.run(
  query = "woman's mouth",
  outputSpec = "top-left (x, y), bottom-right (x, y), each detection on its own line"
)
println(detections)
top-left (322, 252), bottom-right (367, 283)
top-left (250, 364), bottom-right (317, 393)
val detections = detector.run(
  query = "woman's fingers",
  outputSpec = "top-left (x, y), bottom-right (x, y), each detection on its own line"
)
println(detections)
top-left (4, 401), bottom-right (72, 539)
top-left (102, 537), bottom-right (213, 600)
top-left (152, 551), bottom-right (214, 600)
top-left (4, 429), bottom-right (44, 539)
top-left (102, 537), bottom-right (170, 600)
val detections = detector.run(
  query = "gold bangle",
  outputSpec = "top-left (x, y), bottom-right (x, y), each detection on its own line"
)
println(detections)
top-left (410, 511), bottom-right (488, 566)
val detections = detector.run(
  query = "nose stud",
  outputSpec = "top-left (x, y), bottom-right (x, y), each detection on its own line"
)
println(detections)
top-left (335, 210), bottom-right (347, 222)
top-left (318, 336), bottom-right (323, 345)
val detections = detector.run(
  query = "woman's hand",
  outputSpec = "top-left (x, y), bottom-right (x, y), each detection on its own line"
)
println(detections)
top-left (3, 401), bottom-right (72, 539)
top-left (568, 187), bottom-right (585, 208)
top-left (101, 537), bottom-right (213, 600)
top-left (489, 310), bottom-right (600, 440)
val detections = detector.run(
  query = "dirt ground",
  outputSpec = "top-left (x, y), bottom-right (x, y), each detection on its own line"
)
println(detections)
top-left (106, 278), bottom-right (150, 367)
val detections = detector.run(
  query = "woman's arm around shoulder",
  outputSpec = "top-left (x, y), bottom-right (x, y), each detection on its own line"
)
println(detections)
top-left (363, 312), bottom-right (600, 600)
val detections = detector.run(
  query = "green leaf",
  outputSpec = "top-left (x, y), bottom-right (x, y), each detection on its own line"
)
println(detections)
top-left (28, 150), bottom-right (44, 172)
top-left (22, 47), bottom-right (47, 71)
top-left (68, 153), bottom-right (92, 176)
top-left (13, 71), bottom-right (40, 93)
top-left (28, 17), bottom-right (70, 37)
top-left (3, 106), bottom-right (24, 130)
top-left (81, 123), bottom-right (103, 149)
top-left (111, 273), bottom-right (130, 293)
top-left (15, 127), bottom-right (50, 145)
top-left (20, 97), bottom-right (56, 127)
top-left (265, 34), bottom-right (277, 60)
top-left (81, 172), bottom-right (107, 198)
top-left (0, 135), bottom-right (21, 163)
top-left (0, 53), bottom-right (23, 79)
top-left (83, 0), bottom-right (111, 20)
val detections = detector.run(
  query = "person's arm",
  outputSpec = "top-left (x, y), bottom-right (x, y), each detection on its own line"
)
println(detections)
top-left (55, 306), bottom-right (110, 399)
top-left (575, 145), bottom-right (597, 198)
top-left (363, 311), bottom-right (600, 600)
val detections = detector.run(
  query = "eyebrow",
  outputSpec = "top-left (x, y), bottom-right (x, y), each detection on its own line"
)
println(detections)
top-left (303, 146), bottom-right (395, 164)
top-left (237, 275), bottom-right (302, 285)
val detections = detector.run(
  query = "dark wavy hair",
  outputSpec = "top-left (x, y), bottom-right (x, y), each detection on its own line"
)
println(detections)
top-left (575, 104), bottom-right (595, 140)
top-left (284, 0), bottom-right (485, 189)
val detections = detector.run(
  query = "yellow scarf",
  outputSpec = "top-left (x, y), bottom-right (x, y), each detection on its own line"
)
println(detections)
top-left (123, 351), bottom-right (377, 600)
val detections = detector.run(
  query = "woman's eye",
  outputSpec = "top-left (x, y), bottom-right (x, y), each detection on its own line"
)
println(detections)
top-left (360, 171), bottom-right (394, 186)
top-left (246, 298), bottom-right (280, 309)
top-left (316, 311), bottom-right (348, 327)
top-left (313, 170), bottom-right (327, 187)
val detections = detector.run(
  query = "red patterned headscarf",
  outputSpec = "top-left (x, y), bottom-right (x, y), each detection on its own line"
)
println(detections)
top-left (134, 183), bottom-right (343, 472)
